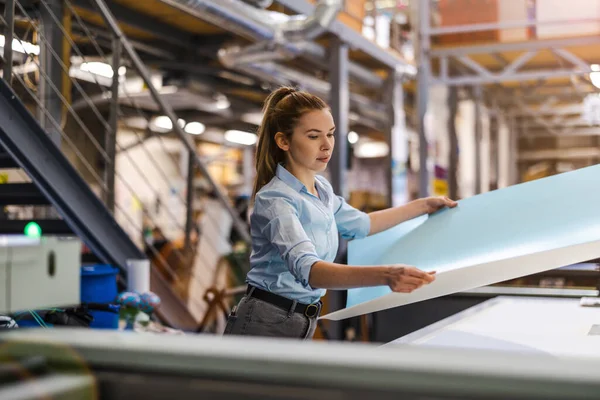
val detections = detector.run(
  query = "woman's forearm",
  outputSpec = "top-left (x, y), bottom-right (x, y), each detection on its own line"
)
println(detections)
top-left (308, 261), bottom-right (390, 290)
top-left (368, 199), bottom-right (425, 236)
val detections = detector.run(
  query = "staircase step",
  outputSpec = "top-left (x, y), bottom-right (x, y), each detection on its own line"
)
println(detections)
top-left (0, 183), bottom-right (50, 205)
top-left (0, 219), bottom-right (74, 235)
top-left (0, 150), bottom-right (19, 169)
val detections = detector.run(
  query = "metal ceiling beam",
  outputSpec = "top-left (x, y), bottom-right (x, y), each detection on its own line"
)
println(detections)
top-left (71, 20), bottom-right (177, 59)
top-left (274, 0), bottom-right (410, 71)
top-left (72, 0), bottom-right (195, 48)
top-left (522, 127), bottom-right (600, 137)
top-left (434, 69), bottom-right (594, 86)
top-left (512, 104), bottom-right (585, 116)
top-left (518, 147), bottom-right (600, 161)
top-left (431, 36), bottom-right (600, 57)
top-left (520, 118), bottom-right (593, 128)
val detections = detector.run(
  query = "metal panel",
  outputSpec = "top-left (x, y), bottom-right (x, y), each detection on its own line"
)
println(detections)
top-left (0, 78), bottom-right (145, 271)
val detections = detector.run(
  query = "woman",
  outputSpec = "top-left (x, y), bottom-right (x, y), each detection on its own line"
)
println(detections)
top-left (223, 87), bottom-right (457, 340)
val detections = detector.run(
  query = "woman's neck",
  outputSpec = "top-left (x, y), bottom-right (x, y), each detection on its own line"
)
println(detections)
top-left (284, 161), bottom-right (317, 196)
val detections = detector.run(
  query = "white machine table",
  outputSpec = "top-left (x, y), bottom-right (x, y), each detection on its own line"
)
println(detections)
top-left (387, 295), bottom-right (600, 358)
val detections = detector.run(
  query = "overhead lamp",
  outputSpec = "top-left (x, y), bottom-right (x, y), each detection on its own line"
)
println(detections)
top-left (224, 130), bottom-right (257, 146)
top-left (151, 115), bottom-right (185, 132)
top-left (0, 34), bottom-right (40, 55)
top-left (185, 121), bottom-right (206, 135)
top-left (354, 141), bottom-right (389, 158)
top-left (348, 131), bottom-right (359, 144)
top-left (215, 94), bottom-right (231, 110)
top-left (590, 64), bottom-right (600, 89)
top-left (80, 61), bottom-right (127, 78)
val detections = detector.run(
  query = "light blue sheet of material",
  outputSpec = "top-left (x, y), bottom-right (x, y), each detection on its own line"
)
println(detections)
top-left (320, 164), bottom-right (600, 320)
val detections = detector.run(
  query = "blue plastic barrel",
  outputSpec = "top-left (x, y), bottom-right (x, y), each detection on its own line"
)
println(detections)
top-left (80, 264), bottom-right (119, 329)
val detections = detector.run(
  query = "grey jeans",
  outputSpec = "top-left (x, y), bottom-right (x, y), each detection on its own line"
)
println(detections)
top-left (222, 292), bottom-right (318, 340)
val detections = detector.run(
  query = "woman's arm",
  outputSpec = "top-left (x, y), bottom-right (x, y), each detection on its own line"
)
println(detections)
top-left (308, 260), bottom-right (435, 292)
top-left (368, 197), bottom-right (458, 236)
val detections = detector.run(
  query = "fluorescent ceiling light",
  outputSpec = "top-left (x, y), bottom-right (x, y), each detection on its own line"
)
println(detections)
top-left (348, 131), bottom-right (359, 144)
top-left (185, 121), bottom-right (206, 135)
top-left (354, 141), bottom-right (389, 158)
top-left (151, 116), bottom-right (185, 132)
top-left (0, 34), bottom-right (40, 55)
top-left (225, 130), bottom-right (257, 146)
top-left (241, 112), bottom-right (264, 126)
top-left (591, 64), bottom-right (600, 89)
top-left (80, 62), bottom-right (126, 78)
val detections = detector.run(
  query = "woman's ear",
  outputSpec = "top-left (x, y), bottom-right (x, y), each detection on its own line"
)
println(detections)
top-left (274, 132), bottom-right (290, 151)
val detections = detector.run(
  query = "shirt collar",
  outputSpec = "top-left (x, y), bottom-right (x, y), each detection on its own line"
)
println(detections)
top-left (275, 164), bottom-right (329, 203)
top-left (276, 163), bottom-right (305, 193)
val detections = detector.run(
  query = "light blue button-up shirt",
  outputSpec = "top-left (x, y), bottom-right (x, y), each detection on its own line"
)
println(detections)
top-left (247, 164), bottom-right (371, 304)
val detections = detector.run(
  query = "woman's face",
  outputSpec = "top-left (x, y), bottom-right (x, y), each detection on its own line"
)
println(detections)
top-left (282, 109), bottom-right (336, 174)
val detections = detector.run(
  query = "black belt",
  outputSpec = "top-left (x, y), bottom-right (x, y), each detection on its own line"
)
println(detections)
top-left (246, 286), bottom-right (322, 318)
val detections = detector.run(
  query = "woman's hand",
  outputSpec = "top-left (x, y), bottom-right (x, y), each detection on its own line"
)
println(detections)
top-left (422, 196), bottom-right (458, 215)
top-left (386, 266), bottom-right (436, 293)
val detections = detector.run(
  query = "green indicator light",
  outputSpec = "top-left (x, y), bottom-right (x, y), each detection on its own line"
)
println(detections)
top-left (24, 221), bottom-right (42, 238)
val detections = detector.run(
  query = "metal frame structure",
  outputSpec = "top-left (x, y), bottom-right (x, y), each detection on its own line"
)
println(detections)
top-left (415, 0), bottom-right (600, 196)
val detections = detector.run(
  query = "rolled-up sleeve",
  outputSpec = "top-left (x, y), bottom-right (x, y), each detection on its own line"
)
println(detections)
top-left (255, 195), bottom-right (320, 288)
top-left (333, 195), bottom-right (371, 240)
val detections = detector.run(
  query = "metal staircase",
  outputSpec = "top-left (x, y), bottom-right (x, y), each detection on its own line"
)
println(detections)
top-left (0, 0), bottom-right (252, 331)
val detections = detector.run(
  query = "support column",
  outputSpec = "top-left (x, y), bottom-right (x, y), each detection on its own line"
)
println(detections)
top-left (39, 0), bottom-right (65, 147)
top-left (448, 87), bottom-right (459, 199)
top-left (473, 86), bottom-right (483, 194)
top-left (489, 106), bottom-right (499, 191)
top-left (327, 36), bottom-right (349, 342)
top-left (105, 37), bottom-right (121, 213)
top-left (328, 36), bottom-right (349, 198)
top-left (3, 0), bottom-right (15, 85)
top-left (509, 114), bottom-right (519, 185)
top-left (416, 0), bottom-right (431, 197)
top-left (385, 70), bottom-right (408, 207)
top-left (184, 149), bottom-right (195, 250)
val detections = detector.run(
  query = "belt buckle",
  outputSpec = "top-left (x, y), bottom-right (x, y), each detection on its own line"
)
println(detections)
top-left (304, 303), bottom-right (320, 318)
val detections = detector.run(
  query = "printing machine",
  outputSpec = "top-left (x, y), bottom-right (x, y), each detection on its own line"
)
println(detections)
top-left (1, 328), bottom-right (600, 400)
top-left (1, 236), bottom-right (599, 399)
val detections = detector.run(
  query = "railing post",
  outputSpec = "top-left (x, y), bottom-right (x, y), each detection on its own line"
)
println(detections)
top-left (3, 0), bottom-right (15, 85)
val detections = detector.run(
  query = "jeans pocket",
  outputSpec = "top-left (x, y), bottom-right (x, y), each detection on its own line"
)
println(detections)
top-left (223, 314), bottom-right (237, 335)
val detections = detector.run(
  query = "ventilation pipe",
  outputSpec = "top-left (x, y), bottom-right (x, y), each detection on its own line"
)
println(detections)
top-left (240, 0), bottom-right (273, 8)
top-left (158, 0), bottom-right (385, 89)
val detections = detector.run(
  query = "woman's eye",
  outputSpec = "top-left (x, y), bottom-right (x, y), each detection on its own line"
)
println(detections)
top-left (308, 136), bottom-right (318, 139)
top-left (327, 134), bottom-right (335, 138)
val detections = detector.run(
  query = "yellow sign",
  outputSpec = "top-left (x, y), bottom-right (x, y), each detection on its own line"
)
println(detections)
top-left (0, 174), bottom-right (8, 184)
top-left (433, 179), bottom-right (448, 196)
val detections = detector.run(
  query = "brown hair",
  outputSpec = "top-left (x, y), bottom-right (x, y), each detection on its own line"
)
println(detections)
top-left (252, 86), bottom-right (328, 199)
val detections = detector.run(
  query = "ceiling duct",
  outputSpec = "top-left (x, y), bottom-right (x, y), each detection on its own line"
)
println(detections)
top-left (158, 0), bottom-right (385, 89)
top-left (240, 0), bottom-right (273, 8)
